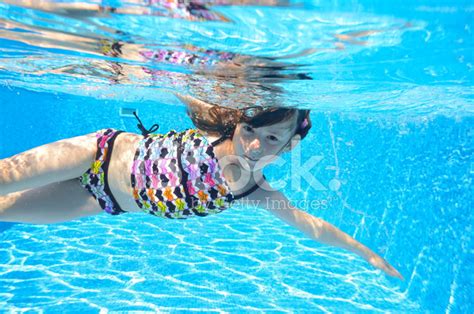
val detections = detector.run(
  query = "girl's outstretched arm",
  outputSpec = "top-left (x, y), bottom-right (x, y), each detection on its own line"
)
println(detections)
top-left (0, 132), bottom-right (97, 195)
top-left (251, 188), bottom-right (403, 279)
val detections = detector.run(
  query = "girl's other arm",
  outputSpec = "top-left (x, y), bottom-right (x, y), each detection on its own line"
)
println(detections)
top-left (251, 188), bottom-right (403, 279)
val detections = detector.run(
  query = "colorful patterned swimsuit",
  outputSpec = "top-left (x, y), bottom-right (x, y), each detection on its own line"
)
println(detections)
top-left (80, 128), bottom-right (262, 218)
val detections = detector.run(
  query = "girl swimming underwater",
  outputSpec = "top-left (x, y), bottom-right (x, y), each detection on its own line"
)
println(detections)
top-left (0, 94), bottom-right (403, 279)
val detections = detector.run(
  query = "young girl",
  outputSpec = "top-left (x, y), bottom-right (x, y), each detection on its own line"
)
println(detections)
top-left (0, 94), bottom-right (403, 280)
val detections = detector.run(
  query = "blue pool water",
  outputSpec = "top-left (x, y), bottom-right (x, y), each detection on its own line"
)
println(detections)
top-left (0, 0), bottom-right (473, 312)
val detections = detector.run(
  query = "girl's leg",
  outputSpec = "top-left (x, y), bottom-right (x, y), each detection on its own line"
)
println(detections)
top-left (0, 179), bottom-right (103, 224)
top-left (0, 132), bottom-right (98, 195)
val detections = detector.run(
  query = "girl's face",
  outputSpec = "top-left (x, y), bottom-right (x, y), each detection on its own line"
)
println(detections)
top-left (232, 114), bottom-right (299, 169)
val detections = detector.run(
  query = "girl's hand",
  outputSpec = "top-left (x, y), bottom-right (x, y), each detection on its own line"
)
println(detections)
top-left (252, 189), bottom-right (405, 280)
top-left (365, 252), bottom-right (404, 280)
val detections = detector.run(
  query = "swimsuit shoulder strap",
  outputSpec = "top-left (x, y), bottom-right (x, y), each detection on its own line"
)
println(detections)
top-left (209, 127), bottom-right (235, 147)
top-left (210, 134), bottom-right (229, 147)
top-left (232, 175), bottom-right (267, 200)
top-left (133, 112), bottom-right (159, 136)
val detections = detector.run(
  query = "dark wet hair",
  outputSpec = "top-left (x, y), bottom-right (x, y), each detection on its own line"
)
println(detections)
top-left (188, 105), bottom-right (311, 140)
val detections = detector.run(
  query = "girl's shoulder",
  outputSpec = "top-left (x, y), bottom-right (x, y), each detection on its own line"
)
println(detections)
top-left (196, 129), bottom-right (219, 143)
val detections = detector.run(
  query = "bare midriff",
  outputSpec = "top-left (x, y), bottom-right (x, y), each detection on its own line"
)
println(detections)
top-left (107, 132), bottom-right (143, 213)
